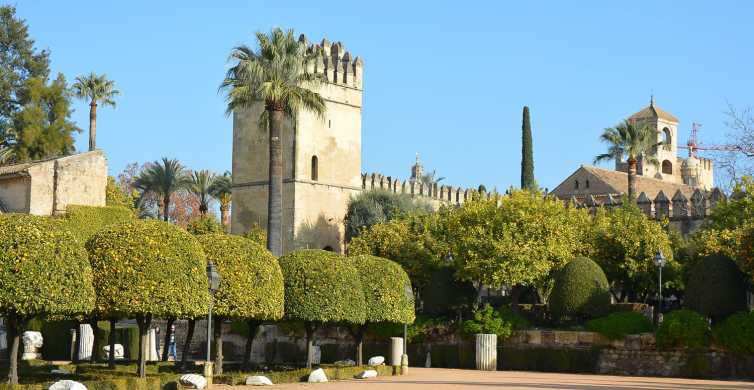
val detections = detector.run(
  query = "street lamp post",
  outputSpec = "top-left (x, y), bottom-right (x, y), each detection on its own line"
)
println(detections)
top-left (205, 261), bottom-right (221, 383)
top-left (653, 250), bottom-right (666, 325)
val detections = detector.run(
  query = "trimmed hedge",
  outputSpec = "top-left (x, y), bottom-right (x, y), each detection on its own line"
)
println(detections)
top-left (278, 249), bottom-right (366, 324)
top-left (0, 214), bottom-right (95, 318)
top-left (656, 309), bottom-right (710, 350)
top-left (462, 304), bottom-right (512, 339)
top-left (196, 234), bottom-right (284, 320)
top-left (61, 205), bottom-right (134, 244)
top-left (499, 346), bottom-right (601, 373)
top-left (586, 312), bottom-right (653, 340)
top-left (713, 311), bottom-right (754, 356)
top-left (420, 266), bottom-right (477, 315)
top-left (186, 216), bottom-right (224, 236)
top-left (214, 364), bottom-right (394, 385)
top-left (86, 219), bottom-right (210, 319)
top-left (685, 254), bottom-right (748, 321)
top-left (348, 254), bottom-right (415, 324)
top-left (549, 257), bottom-right (611, 321)
top-left (95, 322), bottom-right (141, 361)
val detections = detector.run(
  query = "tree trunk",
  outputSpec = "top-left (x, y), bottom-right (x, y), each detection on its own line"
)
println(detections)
top-left (163, 196), bottom-right (170, 222)
top-left (213, 317), bottom-right (223, 375)
top-left (627, 157), bottom-right (638, 203)
top-left (108, 318), bottom-right (117, 368)
top-left (88, 101), bottom-right (97, 151)
top-left (510, 285), bottom-right (523, 313)
top-left (219, 205), bottom-right (228, 231)
top-left (267, 108), bottom-right (284, 256)
top-left (6, 314), bottom-right (20, 385)
top-left (136, 314), bottom-right (152, 378)
top-left (89, 318), bottom-right (99, 363)
top-left (355, 326), bottom-right (365, 366)
top-left (161, 318), bottom-right (175, 362)
top-left (243, 320), bottom-right (261, 370)
top-left (72, 321), bottom-right (81, 362)
top-left (304, 322), bottom-right (316, 369)
top-left (180, 319), bottom-right (196, 371)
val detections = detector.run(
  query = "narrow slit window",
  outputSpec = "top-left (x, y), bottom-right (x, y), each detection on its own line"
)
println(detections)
top-left (311, 155), bottom-right (319, 181)
top-left (575, 180), bottom-right (580, 189)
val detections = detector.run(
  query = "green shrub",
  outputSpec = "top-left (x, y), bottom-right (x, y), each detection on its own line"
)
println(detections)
top-left (713, 311), bottom-right (754, 356)
top-left (462, 304), bottom-right (512, 339)
top-left (499, 346), bottom-right (600, 373)
top-left (348, 254), bottom-right (415, 324)
top-left (685, 254), bottom-right (748, 322)
top-left (278, 249), bottom-right (365, 324)
top-left (186, 216), bottom-right (224, 236)
top-left (243, 222), bottom-right (267, 246)
top-left (405, 315), bottom-right (458, 343)
top-left (420, 266), bottom-right (476, 315)
top-left (656, 309), bottom-right (710, 350)
top-left (498, 306), bottom-right (530, 330)
top-left (86, 219), bottom-right (211, 320)
top-left (61, 205), bottom-right (134, 244)
top-left (96, 322), bottom-right (140, 360)
top-left (586, 312), bottom-right (653, 340)
top-left (549, 257), bottom-right (611, 321)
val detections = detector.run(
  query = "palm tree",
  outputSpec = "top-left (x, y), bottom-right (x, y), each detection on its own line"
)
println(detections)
top-left (209, 171), bottom-right (232, 228)
top-left (72, 73), bottom-right (120, 151)
top-left (594, 120), bottom-right (660, 202)
top-left (220, 28), bottom-right (326, 256)
top-left (190, 170), bottom-right (216, 216)
top-left (134, 158), bottom-right (192, 222)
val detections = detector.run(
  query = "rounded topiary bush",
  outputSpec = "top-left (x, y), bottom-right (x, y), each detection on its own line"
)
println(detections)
top-left (0, 214), bottom-right (96, 384)
top-left (586, 312), bottom-right (653, 340)
top-left (713, 311), bottom-right (754, 356)
top-left (349, 254), bottom-right (415, 325)
top-left (278, 249), bottom-right (366, 324)
top-left (61, 205), bottom-right (134, 244)
top-left (87, 219), bottom-right (211, 319)
top-left (549, 257), bottom-right (611, 321)
top-left (656, 309), bottom-right (710, 350)
top-left (685, 254), bottom-right (748, 322)
top-left (196, 234), bottom-right (283, 320)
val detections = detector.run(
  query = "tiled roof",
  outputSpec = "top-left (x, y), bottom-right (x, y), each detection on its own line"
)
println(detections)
top-left (628, 103), bottom-right (679, 123)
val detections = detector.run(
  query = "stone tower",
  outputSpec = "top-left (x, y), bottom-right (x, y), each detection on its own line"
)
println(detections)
top-left (231, 36), bottom-right (364, 254)
top-left (627, 96), bottom-right (680, 182)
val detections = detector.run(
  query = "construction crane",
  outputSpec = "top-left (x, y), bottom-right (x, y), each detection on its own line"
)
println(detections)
top-left (678, 122), bottom-right (753, 158)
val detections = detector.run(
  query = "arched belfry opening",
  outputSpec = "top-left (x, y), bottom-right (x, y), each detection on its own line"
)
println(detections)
top-left (662, 127), bottom-right (672, 151)
top-left (662, 160), bottom-right (673, 175)
top-left (311, 155), bottom-right (318, 181)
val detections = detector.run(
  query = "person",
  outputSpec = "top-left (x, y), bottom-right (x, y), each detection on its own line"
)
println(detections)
top-left (168, 324), bottom-right (177, 361)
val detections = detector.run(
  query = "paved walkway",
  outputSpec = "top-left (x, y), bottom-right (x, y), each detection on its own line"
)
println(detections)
top-left (225, 367), bottom-right (754, 390)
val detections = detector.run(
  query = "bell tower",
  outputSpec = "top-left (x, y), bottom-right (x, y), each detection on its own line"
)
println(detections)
top-left (628, 96), bottom-right (680, 182)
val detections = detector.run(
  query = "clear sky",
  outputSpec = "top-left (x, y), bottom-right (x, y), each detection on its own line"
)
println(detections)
top-left (13, 1), bottom-right (754, 191)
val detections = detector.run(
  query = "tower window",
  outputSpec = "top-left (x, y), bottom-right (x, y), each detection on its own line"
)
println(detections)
top-left (662, 160), bottom-right (673, 175)
top-left (311, 155), bottom-right (319, 181)
top-left (328, 120), bottom-right (331, 128)
top-left (662, 127), bottom-right (672, 151)
top-left (574, 180), bottom-right (580, 189)
top-left (586, 180), bottom-right (590, 189)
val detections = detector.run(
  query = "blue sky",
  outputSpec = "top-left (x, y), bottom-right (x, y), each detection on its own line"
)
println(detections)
top-left (13, 1), bottom-right (754, 191)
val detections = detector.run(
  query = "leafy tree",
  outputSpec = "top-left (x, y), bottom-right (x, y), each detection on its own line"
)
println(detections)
top-left (186, 215), bottom-right (224, 235)
top-left (549, 257), bottom-right (611, 322)
top-left (105, 176), bottom-right (136, 211)
top-left (0, 6), bottom-right (50, 147)
top-left (278, 249), bottom-right (365, 368)
top-left (590, 204), bottom-right (675, 301)
top-left (348, 213), bottom-right (445, 290)
top-left (442, 191), bottom-right (590, 301)
top-left (9, 74), bottom-right (79, 162)
top-left (209, 171), bottom-right (232, 228)
top-left (705, 177), bottom-right (754, 231)
top-left (349, 254), bottom-right (415, 365)
top-left (134, 157), bottom-right (192, 222)
top-left (685, 254), bottom-right (748, 323)
top-left (420, 266), bottom-right (477, 316)
top-left (190, 169), bottom-right (216, 216)
top-left (196, 234), bottom-right (284, 373)
top-left (221, 28), bottom-right (326, 256)
top-left (344, 190), bottom-right (430, 241)
top-left (0, 215), bottom-right (95, 384)
top-left (71, 72), bottom-right (119, 151)
top-left (86, 220), bottom-right (211, 377)
top-left (594, 119), bottom-right (659, 202)
top-left (462, 304), bottom-right (513, 339)
top-left (520, 106), bottom-right (537, 191)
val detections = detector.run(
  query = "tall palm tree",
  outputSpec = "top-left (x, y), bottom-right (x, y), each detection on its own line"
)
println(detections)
top-left (594, 120), bottom-right (660, 202)
top-left (209, 171), bottom-right (232, 228)
top-left (134, 158), bottom-right (192, 222)
top-left (220, 28), bottom-right (326, 256)
top-left (72, 73), bottom-right (120, 151)
top-left (190, 169), bottom-right (216, 216)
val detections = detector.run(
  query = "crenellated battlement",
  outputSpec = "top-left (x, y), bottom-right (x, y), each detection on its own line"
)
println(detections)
top-left (299, 35), bottom-right (364, 90)
top-left (361, 172), bottom-right (496, 205)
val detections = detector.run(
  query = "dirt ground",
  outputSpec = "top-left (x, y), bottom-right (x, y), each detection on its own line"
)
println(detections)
top-left (221, 367), bottom-right (754, 390)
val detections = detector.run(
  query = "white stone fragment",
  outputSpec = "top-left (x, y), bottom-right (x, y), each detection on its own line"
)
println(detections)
top-left (22, 331), bottom-right (43, 360)
top-left (49, 380), bottom-right (87, 390)
top-left (368, 355), bottom-right (385, 366)
top-left (355, 369), bottom-right (378, 379)
top-left (102, 344), bottom-right (124, 359)
top-left (245, 376), bottom-right (273, 386)
top-left (334, 359), bottom-right (356, 366)
top-left (179, 374), bottom-right (207, 389)
top-left (307, 368), bottom-right (328, 383)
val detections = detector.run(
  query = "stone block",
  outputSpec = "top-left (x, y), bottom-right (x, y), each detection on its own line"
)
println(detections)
top-left (555, 331), bottom-right (579, 345)
top-left (526, 330), bottom-right (542, 345)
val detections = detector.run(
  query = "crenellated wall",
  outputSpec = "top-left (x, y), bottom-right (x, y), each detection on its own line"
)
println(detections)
top-left (361, 172), bottom-right (496, 208)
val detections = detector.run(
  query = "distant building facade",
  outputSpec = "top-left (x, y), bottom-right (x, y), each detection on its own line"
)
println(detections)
top-left (0, 150), bottom-right (108, 215)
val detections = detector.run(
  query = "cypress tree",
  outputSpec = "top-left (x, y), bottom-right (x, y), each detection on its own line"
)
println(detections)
top-left (520, 106), bottom-right (536, 190)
